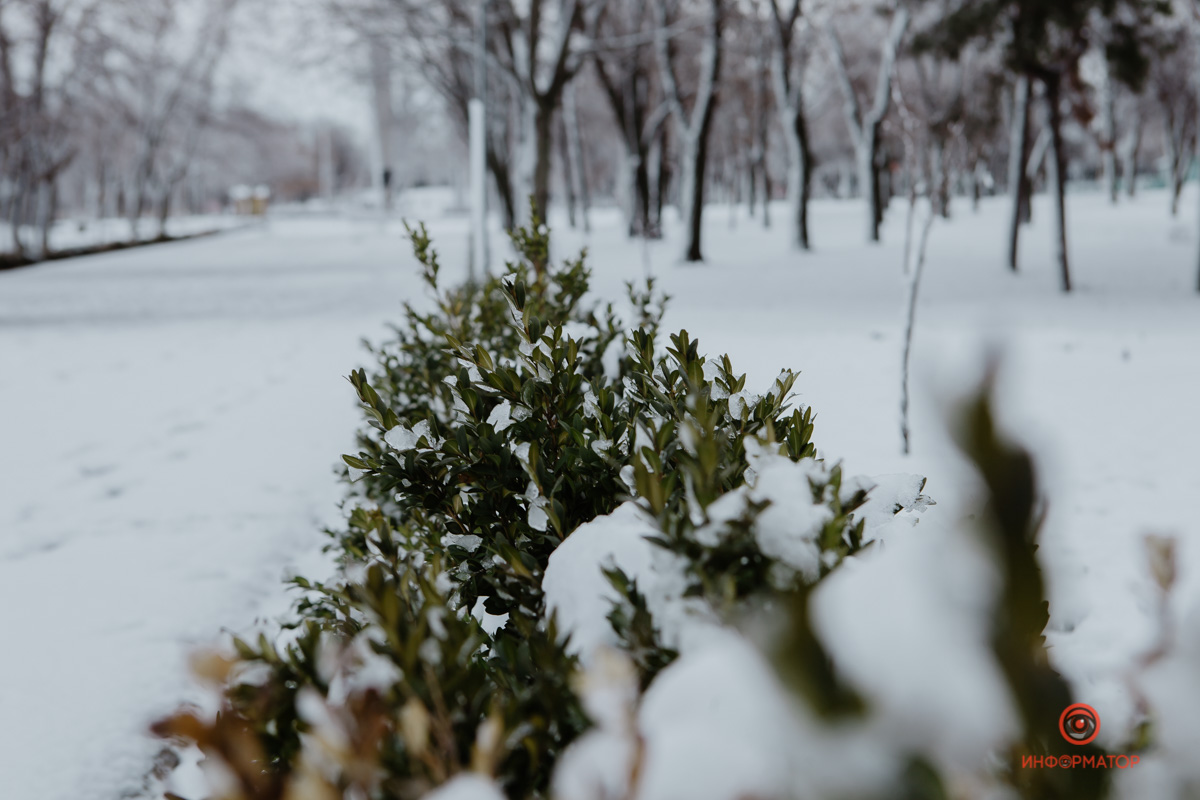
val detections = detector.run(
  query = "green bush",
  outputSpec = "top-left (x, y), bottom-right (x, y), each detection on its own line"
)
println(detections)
top-left (156, 213), bottom-right (932, 800)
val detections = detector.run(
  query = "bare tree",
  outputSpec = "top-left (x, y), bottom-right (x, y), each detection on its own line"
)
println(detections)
top-left (0, 0), bottom-right (97, 258)
top-left (490, 0), bottom-right (605, 222)
top-left (322, 0), bottom-right (519, 227)
top-left (747, 49), bottom-right (773, 227)
top-left (591, 0), bottom-right (669, 238)
top-left (1119, 96), bottom-right (1144, 198)
top-left (1095, 54), bottom-right (1121, 203)
top-left (1006, 74), bottom-right (1033, 269)
top-left (899, 45), bottom-right (967, 219)
top-left (558, 80), bottom-right (591, 231)
top-left (892, 74), bottom-right (935, 455)
top-left (653, 0), bottom-right (724, 262)
top-left (1148, 24), bottom-right (1197, 216)
top-left (825, 2), bottom-right (911, 243)
top-left (766, 0), bottom-right (814, 250)
top-left (1190, 2), bottom-right (1200, 292)
top-left (118, 0), bottom-right (240, 240)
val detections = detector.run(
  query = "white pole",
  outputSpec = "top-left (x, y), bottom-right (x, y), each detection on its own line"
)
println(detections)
top-left (469, 98), bottom-right (487, 281)
top-left (469, 0), bottom-right (489, 280)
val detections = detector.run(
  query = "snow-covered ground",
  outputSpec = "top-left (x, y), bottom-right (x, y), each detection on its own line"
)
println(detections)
top-left (555, 187), bottom-right (1200, 748)
top-left (0, 207), bottom-right (475, 800)
top-left (1, 186), bottom-right (1198, 798)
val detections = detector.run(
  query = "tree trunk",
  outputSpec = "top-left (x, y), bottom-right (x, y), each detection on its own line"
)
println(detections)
top-left (1007, 75), bottom-right (1032, 271)
top-left (652, 127), bottom-right (668, 235)
top-left (158, 187), bottom-right (173, 240)
top-left (532, 101), bottom-right (554, 221)
top-left (770, 44), bottom-right (811, 250)
top-left (653, 0), bottom-right (721, 262)
top-left (1172, 164), bottom-right (1186, 217)
top-left (761, 152), bottom-right (773, 228)
top-left (877, 152), bottom-right (891, 225)
top-left (37, 180), bottom-right (54, 258)
top-left (901, 202), bottom-right (936, 454)
top-left (557, 114), bottom-right (578, 228)
top-left (1098, 60), bottom-right (1118, 204)
top-left (97, 163), bottom-right (108, 220)
top-left (682, 130), bottom-right (708, 262)
top-left (1195, 16), bottom-right (1200, 292)
top-left (1166, 118), bottom-right (1192, 217)
top-left (931, 138), bottom-right (949, 218)
top-left (7, 175), bottom-right (26, 257)
top-left (131, 177), bottom-right (148, 242)
top-left (623, 145), bottom-right (642, 237)
top-left (971, 160), bottom-right (983, 212)
top-left (1121, 124), bottom-right (1141, 199)
top-left (563, 83), bottom-right (590, 234)
top-left (486, 146), bottom-right (517, 232)
top-left (1045, 75), bottom-right (1071, 293)
top-left (782, 106), bottom-right (812, 249)
top-left (748, 151), bottom-right (759, 218)
top-left (859, 132), bottom-right (879, 242)
top-left (636, 145), bottom-right (653, 237)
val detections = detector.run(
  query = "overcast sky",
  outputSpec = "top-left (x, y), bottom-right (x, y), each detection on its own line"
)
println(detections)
top-left (223, 1), bottom-right (375, 139)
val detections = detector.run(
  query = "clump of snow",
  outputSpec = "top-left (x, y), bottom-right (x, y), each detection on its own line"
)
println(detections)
top-left (543, 502), bottom-right (660, 660)
top-left (543, 501), bottom-right (722, 660)
top-left (541, 426), bottom-right (1007, 797)
top-left (853, 473), bottom-right (935, 540)
top-left (552, 729), bottom-right (637, 800)
top-left (553, 649), bottom-right (641, 800)
top-left (812, 519), bottom-right (1016, 771)
top-left (635, 631), bottom-right (805, 800)
top-left (633, 630), bottom-right (898, 800)
top-left (385, 419), bottom-right (441, 451)
top-left (323, 631), bottom-right (405, 705)
top-left (745, 453), bottom-right (832, 580)
top-left (423, 773), bottom-right (506, 800)
top-left (546, 509), bottom-right (1025, 798)
top-left (1135, 591), bottom-right (1200, 774)
top-left (601, 337), bottom-right (624, 382)
top-left (486, 401), bottom-right (514, 432)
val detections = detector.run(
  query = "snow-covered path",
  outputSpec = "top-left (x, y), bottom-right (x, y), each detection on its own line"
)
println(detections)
top-left (0, 213), bottom-right (472, 800)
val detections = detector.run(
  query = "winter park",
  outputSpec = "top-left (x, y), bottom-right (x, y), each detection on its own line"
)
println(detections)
top-left (4, 0), bottom-right (1200, 798)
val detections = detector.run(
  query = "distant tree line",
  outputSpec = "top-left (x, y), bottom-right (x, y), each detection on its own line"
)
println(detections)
top-left (0, 0), bottom-right (370, 262)
top-left (327, 0), bottom-right (1198, 289)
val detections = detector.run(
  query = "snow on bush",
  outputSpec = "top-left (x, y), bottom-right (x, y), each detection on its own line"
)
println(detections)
top-left (152, 215), bottom-right (1198, 800)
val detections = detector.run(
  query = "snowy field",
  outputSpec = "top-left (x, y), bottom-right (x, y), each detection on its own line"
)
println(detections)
top-left (2, 187), bottom-right (1199, 798)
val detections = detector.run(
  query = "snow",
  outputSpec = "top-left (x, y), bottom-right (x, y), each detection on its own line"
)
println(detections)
top-left (546, 187), bottom-right (1200, 752)
top-left (422, 774), bottom-right (507, 800)
top-left (385, 419), bottom-right (441, 451)
top-left (631, 629), bottom-right (898, 800)
top-left (0, 212), bottom-right (475, 800)
top-left (812, 522), bottom-right (1017, 769)
top-left (544, 187), bottom-right (1200, 791)
top-left (5, 183), bottom-right (1200, 797)
top-left (635, 632), bottom-right (806, 800)
top-left (744, 453), bottom-right (832, 579)
top-left (543, 501), bottom-right (662, 661)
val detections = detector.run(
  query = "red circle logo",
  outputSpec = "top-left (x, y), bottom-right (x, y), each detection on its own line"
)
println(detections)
top-left (1059, 703), bottom-right (1100, 746)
